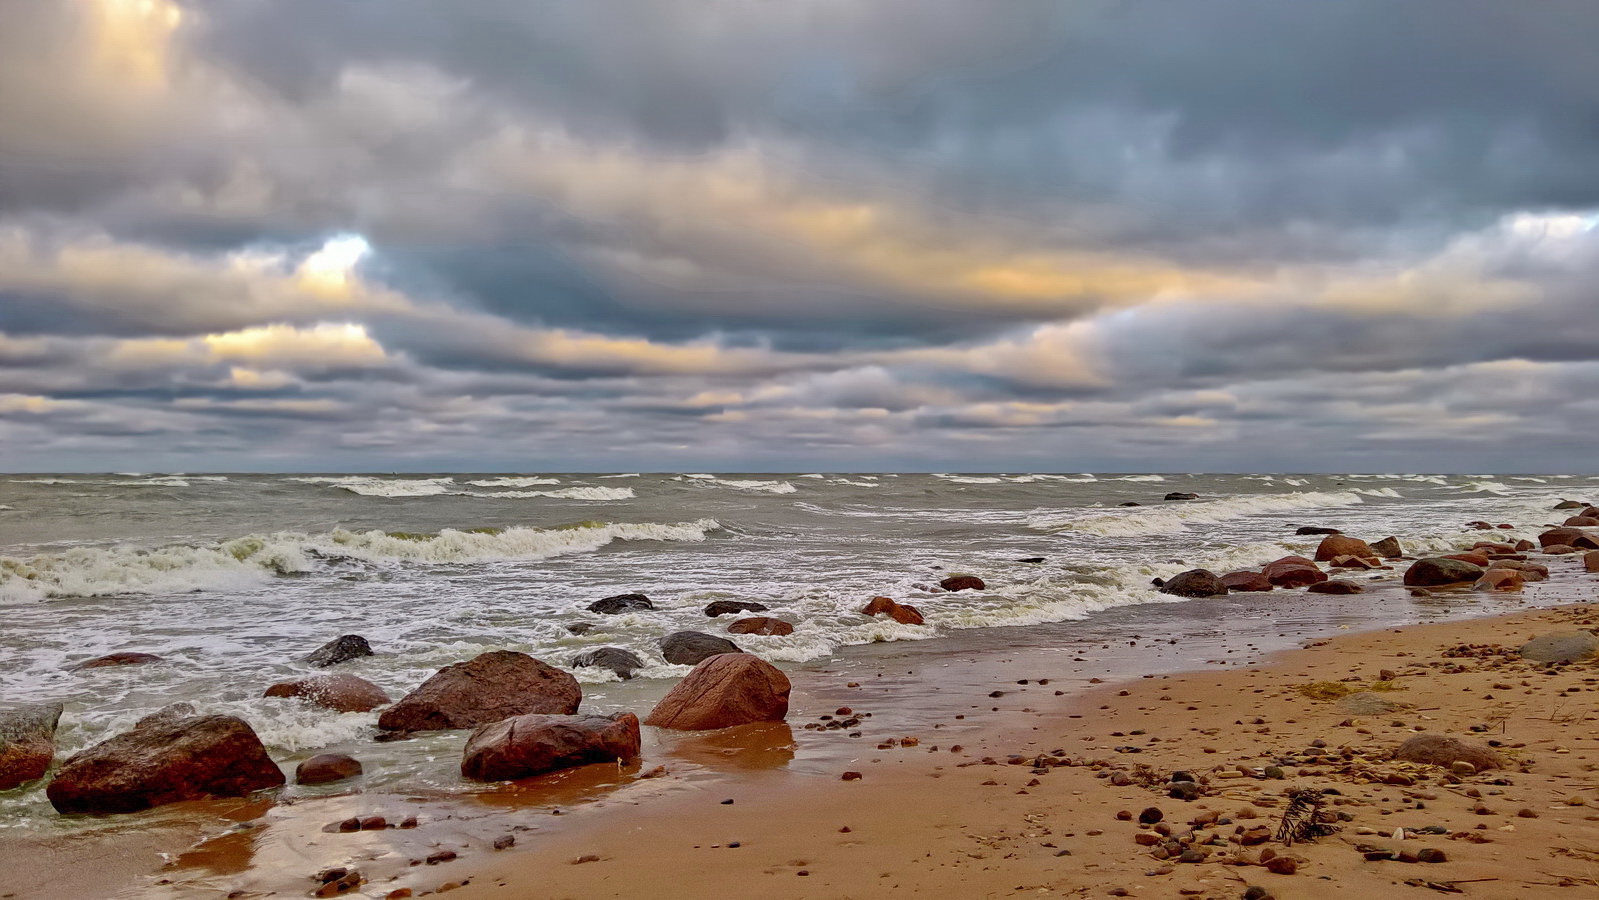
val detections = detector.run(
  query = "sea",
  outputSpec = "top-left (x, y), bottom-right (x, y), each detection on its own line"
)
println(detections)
top-left (1, 471), bottom-right (1592, 838)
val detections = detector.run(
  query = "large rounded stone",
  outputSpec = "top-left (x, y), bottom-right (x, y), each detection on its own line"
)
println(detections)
top-left (1262, 556), bottom-right (1328, 588)
top-left (296, 753), bottom-right (363, 785)
top-left (586, 593), bottom-right (653, 614)
top-left (1393, 735), bottom-right (1503, 771)
top-left (703, 600), bottom-right (769, 617)
top-left (659, 631), bottom-right (742, 666)
top-left (1539, 528), bottom-right (1599, 551)
top-left (1403, 558), bottom-right (1485, 586)
top-left (727, 617), bottom-right (795, 636)
top-left (644, 654), bottom-right (790, 731)
top-left (1308, 579), bottom-right (1365, 594)
top-left (1220, 571), bottom-right (1273, 592)
top-left (938, 575), bottom-right (986, 592)
top-left (1314, 535), bottom-right (1378, 562)
top-left (264, 675), bottom-right (390, 713)
top-left (376, 651), bottom-right (580, 733)
top-left (46, 715), bottom-right (284, 814)
top-left (571, 647), bottom-right (645, 680)
top-left (461, 713), bottom-right (641, 782)
top-left (862, 596), bottom-right (925, 625)
top-left (0, 702), bottom-right (63, 791)
top-left (1157, 569), bottom-right (1228, 598)
top-left (304, 635), bottom-right (373, 668)
top-left (1518, 632), bottom-right (1599, 664)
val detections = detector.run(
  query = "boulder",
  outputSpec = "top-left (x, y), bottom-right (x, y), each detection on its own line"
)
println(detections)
top-left (938, 575), bottom-right (986, 592)
top-left (296, 753), bottom-right (362, 785)
top-left (1585, 550), bottom-right (1599, 573)
top-left (264, 675), bottom-right (390, 713)
top-left (1554, 499), bottom-right (1587, 510)
top-left (1370, 536), bottom-right (1404, 559)
top-left (135, 703), bottom-right (198, 729)
top-left (1314, 534), bottom-right (1378, 562)
top-left (1294, 526), bottom-right (1341, 535)
top-left (1393, 735), bottom-right (1504, 771)
top-left (1157, 569), bottom-right (1228, 598)
top-left (1402, 558), bottom-right (1485, 586)
top-left (1164, 492), bottom-right (1199, 501)
top-left (1491, 560), bottom-right (1548, 581)
top-left (304, 635), bottom-right (373, 668)
top-left (72, 652), bottom-right (162, 671)
top-left (1473, 569), bottom-right (1524, 592)
top-left (1262, 556), bottom-right (1328, 588)
top-left (571, 647), bottom-right (645, 680)
top-left (1308, 579), bottom-right (1364, 594)
top-left (727, 617), bottom-right (795, 636)
top-left (1545, 544), bottom-right (1579, 555)
top-left (376, 651), bottom-right (581, 734)
top-left (1443, 551), bottom-right (1492, 567)
top-left (461, 713), bottom-right (641, 782)
top-left (46, 715), bottom-right (284, 814)
top-left (703, 600), bottom-right (769, 617)
top-left (1564, 517), bottom-right (1599, 528)
top-left (586, 593), bottom-right (653, 614)
top-left (660, 631), bottom-right (742, 666)
top-left (643, 654), bottom-right (790, 731)
top-left (862, 596), bottom-right (926, 625)
top-left (1539, 528), bottom-right (1599, 551)
top-left (1584, 506), bottom-right (1599, 519)
top-left (1514, 539), bottom-right (1536, 552)
top-left (1518, 632), bottom-right (1599, 664)
top-left (1219, 571), bottom-right (1273, 592)
top-left (1329, 555), bottom-right (1378, 569)
top-left (0, 702), bottom-right (63, 791)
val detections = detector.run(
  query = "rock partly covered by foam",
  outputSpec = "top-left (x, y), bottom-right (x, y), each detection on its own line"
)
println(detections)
top-left (703, 600), bottom-right (768, 617)
top-left (1157, 569), bottom-right (1228, 598)
top-left (572, 647), bottom-right (646, 680)
top-left (660, 631), bottom-right (742, 666)
top-left (727, 617), bottom-right (795, 636)
top-left (377, 651), bottom-right (580, 733)
top-left (644, 654), bottom-right (791, 731)
top-left (47, 714), bottom-right (284, 814)
top-left (304, 635), bottom-right (373, 668)
top-left (587, 593), bottom-right (653, 614)
top-left (1540, 527), bottom-right (1599, 550)
top-left (863, 596), bottom-right (925, 625)
top-left (1314, 534), bottom-right (1379, 562)
top-left (72, 652), bottom-right (163, 671)
top-left (0, 702), bottom-right (63, 791)
top-left (264, 675), bottom-right (390, 713)
top-left (296, 753), bottom-right (362, 785)
top-left (938, 575), bottom-right (986, 592)
top-left (461, 713), bottom-right (641, 781)
top-left (1262, 556), bottom-right (1327, 588)
top-left (1393, 735), bottom-right (1504, 771)
top-left (1370, 536), bottom-right (1404, 559)
top-left (1164, 492), bottom-right (1199, 501)
top-left (1518, 632), bottom-right (1599, 664)
top-left (1219, 571), bottom-right (1273, 592)
top-left (1402, 558), bottom-right (1485, 586)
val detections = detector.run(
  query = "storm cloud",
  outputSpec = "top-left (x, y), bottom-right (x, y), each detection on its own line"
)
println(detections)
top-left (1, 0), bottom-right (1597, 471)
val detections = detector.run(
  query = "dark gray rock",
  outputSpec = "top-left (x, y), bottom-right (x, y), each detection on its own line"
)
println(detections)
top-left (660, 631), bottom-right (742, 666)
top-left (1156, 569), bottom-right (1228, 598)
top-left (1294, 526), bottom-right (1342, 535)
top-left (1164, 492), bottom-right (1199, 501)
top-left (703, 600), bottom-right (769, 617)
top-left (586, 593), bottom-right (654, 614)
top-left (572, 647), bottom-right (645, 680)
top-left (305, 635), bottom-right (373, 668)
top-left (1402, 558), bottom-right (1484, 586)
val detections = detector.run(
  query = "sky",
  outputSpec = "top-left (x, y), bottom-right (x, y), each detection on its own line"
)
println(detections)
top-left (2, 0), bottom-right (1598, 473)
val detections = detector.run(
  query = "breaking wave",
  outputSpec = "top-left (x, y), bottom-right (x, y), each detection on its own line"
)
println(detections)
top-left (1029, 490), bottom-right (1370, 536)
top-left (477, 487), bottom-right (635, 501)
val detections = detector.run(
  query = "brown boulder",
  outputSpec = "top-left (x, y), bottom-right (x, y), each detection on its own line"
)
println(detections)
top-left (1393, 735), bottom-right (1503, 771)
top-left (1474, 569), bottom-right (1524, 592)
top-left (644, 654), bottom-right (791, 731)
top-left (1514, 539), bottom-right (1536, 552)
top-left (863, 596), bottom-right (925, 625)
top-left (1545, 544), bottom-right (1579, 555)
top-left (376, 651), bottom-right (580, 734)
top-left (1443, 551), bottom-right (1491, 567)
top-left (1370, 536), bottom-right (1404, 559)
top-left (461, 713), bottom-right (640, 781)
top-left (72, 652), bottom-right (162, 671)
top-left (1314, 534), bottom-right (1378, 562)
top-left (1219, 571), bottom-right (1273, 592)
top-left (939, 575), bottom-right (986, 592)
top-left (1329, 555), bottom-right (1378, 569)
top-left (703, 600), bottom-right (768, 617)
top-left (1262, 556), bottom-right (1327, 587)
top-left (1156, 569), bottom-right (1228, 597)
top-left (46, 715), bottom-right (284, 814)
top-left (1540, 527), bottom-right (1599, 550)
top-left (264, 675), bottom-right (390, 713)
top-left (296, 753), bottom-right (363, 785)
top-left (1563, 516), bottom-right (1599, 528)
top-left (726, 617), bottom-right (795, 636)
top-left (1585, 550), bottom-right (1599, 573)
top-left (1307, 579), bottom-right (1364, 594)
top-left (0, 703), bottom-right (63, 791)
top-left (1403, 558), bottom-right (1485, 586)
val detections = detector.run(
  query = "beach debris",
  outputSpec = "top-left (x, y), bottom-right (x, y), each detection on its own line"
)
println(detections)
top-left (704, 600), bottom-right (769, 617)
top-left (1158, 569), bottom-right (1229, 598)
top-left (47, 714), bottom-right (284, 814)
top-left (0, 702), bottom-right (62, 791)
top-left (571, 647), bottom-right (645, 680)
top-left (378, 651), bottom-right (581, 733)
top-left (265, 674), bottom-right (390, 712)
top-left (1274, 788), bottom-right (1338, 845)
top-left (461, 712), bottom-right (641, 781)
top-left (587, 592), bottom-right (654, 614)
top-left (304, 635), bottom-right (373, 667)
top-left (660, 631), bottom-right (744, 665)
top-left (645, 653), bottom-right (791, 730)
top-left (296, 752), bottom-right (363, 785)
top-left (939, 575), bottom-right (986, 592)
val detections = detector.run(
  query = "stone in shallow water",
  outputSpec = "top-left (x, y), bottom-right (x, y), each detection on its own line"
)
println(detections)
top-left (304, 635), bottom-right (373, 668)
top-left (0, 702), bottom-right (63, 791)
top-left (377, 651), bottom-right (581, 733)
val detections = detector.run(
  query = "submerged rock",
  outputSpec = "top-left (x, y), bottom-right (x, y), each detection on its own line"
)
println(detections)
top-left (727, 617), bottom-right (795, 636)
top-left (461, 713), bottom-right (641, 782)
top-left (296, 753), bottom-right (363, 785)
top-left (571, 647), bottom-right (645, 680)
top-left (265, 675), bottom-right (390, 713)
top-left (1294, 526), bottom-right (1342, 536)
top-left (644, 654), bottom-right (790, 731)
top-left (135, 703), bottom-right (198, 730)
top-left (939, 575), bottom-right (986, 592)
top-left (1370, 536), bottom-right (1404, 559)
top-left (587, 593), bottom-right (654, 614)
top-left (1164, 492), bottom-right (1199, 501)
top-left (377, 651), bottom-right (581, 733)
top-left (1519, 631), bottom-right (1599, 664)
top-left (47, 715), bottom-right (284, 814)
top-left (1220, 571), bottom-right (1273, 592)
top-left (660, 631), bottom-right (742, 666)
top-left (1156, 569), bottom-right (1228, 598)
top-left (72, 652), bottom-right (163, 671)
top-left (304, 635), bottom-right (373, 668)
top-left (0, 702), bottom-right (63, 791)
top-left (862, 596), bottom-right (925, 625)
top-left (703, 600), bottom-right (769, 617)
top-left (1402, 558), bottom-right (1485, 586)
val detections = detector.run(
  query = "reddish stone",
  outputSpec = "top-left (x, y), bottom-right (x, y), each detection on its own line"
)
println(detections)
top-left (1474, 569), bottom-right (1524, 592)
top-left (296, 753), bottom-right (363, 785)
top-left (1262, 556), bottom-right (1327, 587)
top-left (461, 713), bottom-right (640, 781)
top-left (1563, 516), bottom-right (1599, 527)
top-left (726, 617), bottom-right (795, 636)
top-left (1539, 528), bottom-right (1599, 550)
top-left (46, 715), bottom-right (284, 814)
top-left (1443, 551), bottom-right (1491, 567)
top-left (1314, 535), bottom-right (1378, 562)
top-left (72, 652), bottom-right (163, 671)
top-left (1308, 579), bottom-right (1365, 594)
top-left (643, 654), bottom-right (791, 731)
top-left (863, 596), bottom-right (925, 625)
top-left (939, 575), bottom-right (986, 592)
top-left (1220, 571), bottom-right (1273, 592)
top-left (377, 651), bottom-right (580, 734)
top-left (0, 703), bottom-right (61, 791)
top-left (264, 675), bottom-right (390, 713)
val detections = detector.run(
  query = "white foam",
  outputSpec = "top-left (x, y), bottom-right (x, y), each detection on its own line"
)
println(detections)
top-left (1030, 490), bottom-right (1368, 536)
top-left (713, 479), bottom-right (798, 494)
top-left (478, 487), bottom-right (635, 501)
top-left (1114, 474), bottom-right (1167, 482)
top-left (1458, 480), bottom-right (1512, 494)
top-left (598, 473), bottom-right (641, 479)
top-left (797, 474), bottom-right (827, 479)
top-left (465, 477), bottom-right (560, 487)
top-left (1354, 487), bottom-right (1403, 498)
top-left (308, 476), bottom-right (457, 497)
top-left (937, 476), bottom-right (1003, 484)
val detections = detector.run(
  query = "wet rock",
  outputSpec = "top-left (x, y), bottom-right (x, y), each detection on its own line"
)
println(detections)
top-left (660, 631), bottom-right (743, 666)
top-left (1554, 499), bottom-right (1588, 510)
top-left (305, 635), bottom-right (373, 668)
top-left (939, 575), bottom-right (986, 592)
top-left (1402, 558), bottom-right (1484, 586)
top-left (377, 651), bottom-right (581, 733)
top-left (1308, 579), bottom-right (1365, 594)
top-left (1393, 735), bottom-right (1504, 771)
top-left (726, 617), bottom-right (795, 636)
top-left (1539, 527), bottom-right (1599, 551)
top-left (1443, 551), bottom-right (1492, 567)
top-left (0, 702), bottom-right (63, 791)
top-left (134, 703), bottom-right (197, 730)
top-left (47, 714), bottom-right (284, 814)
top-left (1329, 555), bottom-right (1378, 569)
top-left (571, 647), bottom-right (645, 680)
top-left (1518, 631), bottom-right (1599, 664)
top-left (1586, 550), bottom-right (1599, 573)
top-left (587, 593), bottom-right (654, 614)
top-left (72, 652), bottom-right (163, 670)
top-left (1164, 492), bottom-right (1199, 501)
top-left (566, 623), bottom-right (597, 635)
top-left (461, 712), bottom-right (641, 781)
top-left (703, 600), bottom-right (769, 617)
top-left (1294, 526), bottom-right (1341, 535)
top-left (1220, 571), bottom-right (1274, 592)
top-left (296, 753), bottom-right (363, 785)
top-left (644, 654), bottom-right (790, 731)
top-left (1157, 569), bottom-right (1228, 598)
top-left (1314, 534), bottom-right (1378, 562)
top-left (1370, 536), bottom-right (1404, 559)
top-left (862, 596), bottom-right (925, 625)
top-left (1262, 556), bottom-right (1328, 588)
top-left (1563, 516), bottom-right (1599, 528)
top-left (265, 674), bottom-right (390, 713)
top-left (1473, 569), bottom-right (1524, 592)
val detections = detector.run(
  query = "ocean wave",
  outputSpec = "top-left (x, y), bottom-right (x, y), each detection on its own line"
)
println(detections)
top-left (465, 477), bottom-right (560, 487)
top-left (1457, 480), bottom-right (1512, 494)
top-left (829, 479), bottom-right (881, 488)
top-left (1114, 474), bottom-right (1166, 482)
top-left (293, 476), bottom-right (457, 497)
top-left (598, 473), bottom-right (641, 479)
top-left (0, 519), bottom-right (721, 602)
top-left (1353, 487), bottom-right (1403, 498)
top-left (712, 479), bottom-right (798, 494)
top-left (1029, 490), bottom-right (1368, 536)
top-left (936, 476), bottom-right (1003, 484)
top-left (477, 487), bottom-right (635, 501)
